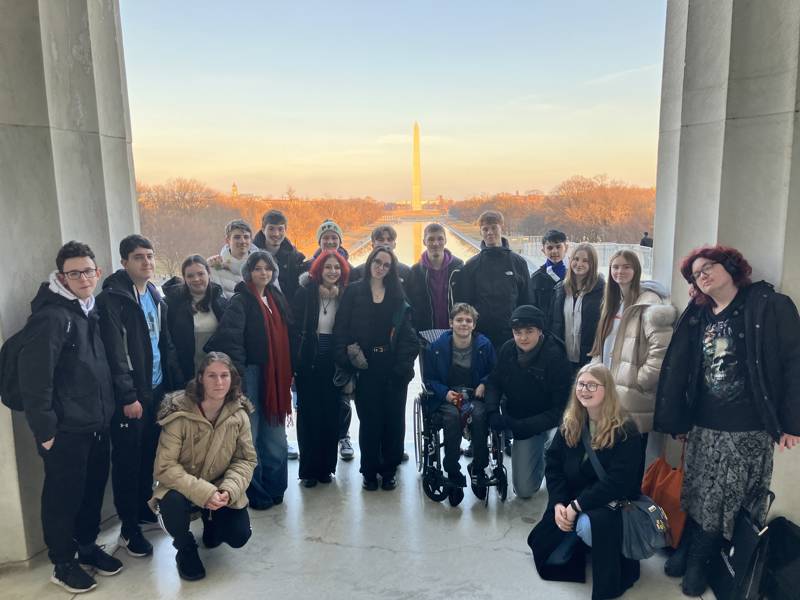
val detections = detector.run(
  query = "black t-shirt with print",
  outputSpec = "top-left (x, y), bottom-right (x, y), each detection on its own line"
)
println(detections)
top-left (694, 287), bottom-right (763, 431)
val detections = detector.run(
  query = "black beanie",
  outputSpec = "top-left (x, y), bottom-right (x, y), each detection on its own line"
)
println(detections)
top-left (509, 305), bottom-right (545, 330)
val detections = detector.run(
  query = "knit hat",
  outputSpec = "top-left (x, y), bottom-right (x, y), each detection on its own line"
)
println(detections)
top-left (509, 305), bottom-right (545, 330)
top-left (317, 220), bottom-right (343, 244)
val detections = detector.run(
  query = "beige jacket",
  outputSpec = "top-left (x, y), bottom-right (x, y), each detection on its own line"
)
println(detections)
top-left (149, 391), bottom-right (257, 511)
top-left (598, 282), bottom-right (677, 433)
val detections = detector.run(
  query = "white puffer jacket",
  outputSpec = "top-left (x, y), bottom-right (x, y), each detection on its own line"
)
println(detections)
top-left (209, 244), bottom-right (258, 299)
top-left (598, 281), bottom-right (677, 433)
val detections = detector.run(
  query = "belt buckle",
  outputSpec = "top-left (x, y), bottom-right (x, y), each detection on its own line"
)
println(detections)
top-left (373, 346), bottom-right (386, 353)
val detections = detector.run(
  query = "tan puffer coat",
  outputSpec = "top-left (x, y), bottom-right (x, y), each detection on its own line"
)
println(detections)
top-left (148, 391), bottom-right (257, 511)
top-left (598, 282), bottom-right (677, 433)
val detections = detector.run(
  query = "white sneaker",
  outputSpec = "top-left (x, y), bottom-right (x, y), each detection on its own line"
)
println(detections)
top-left (287, 443), bottom-right (299, 460)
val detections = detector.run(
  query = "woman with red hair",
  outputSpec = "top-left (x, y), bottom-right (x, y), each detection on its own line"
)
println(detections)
top-left (290, 250), bottom-right (351, 487)
top-left (654, 245), bottom-right (800, 596)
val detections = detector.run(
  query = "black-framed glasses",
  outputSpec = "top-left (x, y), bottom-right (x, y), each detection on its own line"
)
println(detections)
top-left (576, 381), bottom-right (604, 392)
top-left (691, 261), bottom-right (718, 282)
top-left (62, 268), bottom-right (98, 280)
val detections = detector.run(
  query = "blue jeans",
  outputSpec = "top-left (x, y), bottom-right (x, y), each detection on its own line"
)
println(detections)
top-left (510, 430), bottom-right (551, 498)
top-left (576, 513), bottom-right (592, 546)
top-left (245, 365), bottom-right (288, 505)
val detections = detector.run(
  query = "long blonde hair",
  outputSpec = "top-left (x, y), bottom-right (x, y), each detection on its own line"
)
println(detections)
top-left (561, 363), bottom-right (629, 449)
top-left (590, 249), bottom-right (642, 357)
top-left (563, 243), bottom-right (599, 297)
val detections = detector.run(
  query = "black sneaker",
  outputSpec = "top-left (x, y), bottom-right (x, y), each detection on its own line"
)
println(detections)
top-left (362, 476), bottom-right (379, 491)
top-left (448, 486), bottom-right (465, 507)
top-left (78, 544), bottom-right (123, 576)
top-left (119, 529), bottom-right (153, 557)
top-left (468, 463), bottom-right (488, 500)
top-left (381, 475), bottom-right (397, 491)
top-left (176, 542), bottom-right (206, 581)
top-left (302, 478), bottom-right (318, 488)
top-left (51, 559), bottom-right (97, 593)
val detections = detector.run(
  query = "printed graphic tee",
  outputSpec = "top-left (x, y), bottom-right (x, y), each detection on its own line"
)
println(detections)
top-left (139, 288), bottom-right (163, 387)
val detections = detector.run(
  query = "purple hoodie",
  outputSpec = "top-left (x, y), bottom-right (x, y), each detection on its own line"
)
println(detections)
top-left (421, 249), bottom-right (455, 329)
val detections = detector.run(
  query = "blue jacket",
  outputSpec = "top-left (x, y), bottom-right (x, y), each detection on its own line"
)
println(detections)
top-left (422, 331), bottom-right (496, 412)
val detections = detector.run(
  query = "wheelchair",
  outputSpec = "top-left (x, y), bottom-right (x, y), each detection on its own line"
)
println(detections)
top-left (412, 330), bottom-right (508, 507)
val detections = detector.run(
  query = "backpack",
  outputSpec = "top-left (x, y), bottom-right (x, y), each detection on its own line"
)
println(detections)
top-left (0, 318), bottom-right (74, 411)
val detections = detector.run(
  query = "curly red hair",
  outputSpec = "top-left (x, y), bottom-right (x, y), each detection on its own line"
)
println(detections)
top-left (308, 249), bottom-right (350, 286)
top-left (679, 244), bottom-right (752, 306)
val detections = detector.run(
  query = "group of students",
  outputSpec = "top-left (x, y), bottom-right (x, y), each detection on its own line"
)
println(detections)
top-left (13, 208), bottom-right (800, 599)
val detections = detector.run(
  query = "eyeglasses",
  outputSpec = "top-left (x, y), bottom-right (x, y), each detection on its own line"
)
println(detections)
top-left (62, 268), bottom-right (98, 280)
top-left (576, 382), bottom-right (604, 392)
top-left (372, 260), bottom-right (392, 270)
top-left (691, 262), bottom-right (718, 282)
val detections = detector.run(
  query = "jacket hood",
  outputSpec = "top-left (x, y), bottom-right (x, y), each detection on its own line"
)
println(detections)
top-left (639, 280), bottom-right (669, 301)
top-left (45, 270), bottom-right (95, 314)
top-left (162, 275), bottom-right (184, 294)
top-left (299, 271), bottom-right (312, 288)
top-left (30, 279), bottom-right (90, 316)
top-left (157, 390), bottom-right (254, 425)
top-left (102, 269), bottom-right (164, 304)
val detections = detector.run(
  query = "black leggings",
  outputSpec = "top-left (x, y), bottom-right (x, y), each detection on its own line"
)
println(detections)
top-left (158, 490), bottom-right (251, 550)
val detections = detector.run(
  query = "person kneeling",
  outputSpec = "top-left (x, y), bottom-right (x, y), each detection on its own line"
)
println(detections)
top-left (150, 352), bottom-right (257, 581)
top-left (527, 364), bottom-right (643, 600)
top-left (423, 303), bottom-right (496, 505)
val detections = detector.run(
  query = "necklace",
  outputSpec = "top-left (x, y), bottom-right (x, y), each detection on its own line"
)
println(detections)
top-left (321, 297), bottom-right (332, 315)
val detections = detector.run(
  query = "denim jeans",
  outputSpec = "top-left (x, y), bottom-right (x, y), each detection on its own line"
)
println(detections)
top-left (245, 365), bottom-right (288, 505)
top-left (510, 430), bottom-right (551, 498)
top-left (576, 513), bottom-right (592, 546)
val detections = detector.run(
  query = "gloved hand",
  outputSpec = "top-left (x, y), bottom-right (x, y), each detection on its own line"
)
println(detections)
top-left (347, 343), bottom-right (368, 370)
top-left (489, 412), bottom-right (508, 434)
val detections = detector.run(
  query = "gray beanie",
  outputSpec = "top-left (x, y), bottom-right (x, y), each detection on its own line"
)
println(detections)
top-left (316, 219), bottom-right (343, 244)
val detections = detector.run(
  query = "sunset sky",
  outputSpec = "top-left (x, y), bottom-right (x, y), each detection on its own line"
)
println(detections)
top-left (121, 1), bottom-right (667, 202)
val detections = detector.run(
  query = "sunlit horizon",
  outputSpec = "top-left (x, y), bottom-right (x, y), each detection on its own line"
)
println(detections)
top-left (121, 1), bottom-right (666, 202)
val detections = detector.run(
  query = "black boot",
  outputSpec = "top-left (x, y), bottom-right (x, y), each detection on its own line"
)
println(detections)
top-left (665, 519), bottom-right (697, 577)
top-left (681, 529), bottom-right (720, 596)
top-left (175, 537), bottom-right (206, 581)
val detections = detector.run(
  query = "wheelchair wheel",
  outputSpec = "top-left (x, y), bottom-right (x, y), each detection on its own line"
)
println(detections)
top-left (496, 466), bottom-right (508, 502)
top-left (413, 395), bottom-right (424, 473)
top-left (422, 474), bottom-right (449, 502)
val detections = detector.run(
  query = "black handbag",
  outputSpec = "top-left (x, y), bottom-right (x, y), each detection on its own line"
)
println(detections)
top-left (580, 425), bottom-right (670, 560)
top-left (709, 491), bottom-right (775, 600)
top-left (762, 516), bottom-right (800, 600)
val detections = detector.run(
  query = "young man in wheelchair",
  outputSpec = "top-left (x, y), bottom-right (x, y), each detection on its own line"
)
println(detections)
top-left (422, 303), bottom-right (497, 505)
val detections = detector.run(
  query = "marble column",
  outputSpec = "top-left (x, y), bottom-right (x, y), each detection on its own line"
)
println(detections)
top-left (654, 0), bottom-right (800, 520)
top-left (0, 0), bottom-right (137, 563)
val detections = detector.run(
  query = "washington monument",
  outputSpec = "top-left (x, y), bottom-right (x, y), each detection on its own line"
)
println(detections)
top-left (412, 121), bottom-right (422, 211)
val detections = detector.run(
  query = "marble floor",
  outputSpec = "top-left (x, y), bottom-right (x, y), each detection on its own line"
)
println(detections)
top-left (2, 371), bottom-right (704, 600)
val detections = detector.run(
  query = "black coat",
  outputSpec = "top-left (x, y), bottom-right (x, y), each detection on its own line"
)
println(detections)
top-left (252, 234), bottom-right (306, 302)
top-left (453, 238), bottom-right (531, 350)
top-left (204, 280), bottom-right (291, 378)
top-left (530, 264), bottom-right (564, 324)
top-left (18, 284), bottom-right (115, 444)
top-left (96, 270), bottom-right (183, 408)
top-left (289, 280), bottom-right (330, 374)
top-left (654, 281), bottom-right (800, 441)
top-left (163, 280), bottom-right (228, 386)
top-left (332, 280), bottom-right (418, 384)
top-left (486, 334), bottom-right (572, 439)
top-left (405, 255), bottom-right (464, 332)
top-left (549, 277), bottom-right (605, 367)
top-left (528, 422), bottom-right (642, 600)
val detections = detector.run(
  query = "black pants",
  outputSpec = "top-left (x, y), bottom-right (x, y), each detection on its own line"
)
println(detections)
top-left (338, 393), bottom-right (352, 440)
top-left (296, 360), bottom-right (340, 480)
top-left (158, 490), bottom-right (251, 550)
top-left (438, 400), bottom-right (488, 475)
top-left (354, 366), bottom-right (407, 479)
top-left (111, 385), bottom-right (164, 535)
top-left (40, 430), bottom-right (110, 564)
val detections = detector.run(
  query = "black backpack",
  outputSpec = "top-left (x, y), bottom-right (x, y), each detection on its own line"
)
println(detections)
top-left (0, 318), bottom-right (74, 411)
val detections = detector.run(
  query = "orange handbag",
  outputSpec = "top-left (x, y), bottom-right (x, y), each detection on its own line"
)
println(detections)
top-left (641, 443), bottom-right (686, 548)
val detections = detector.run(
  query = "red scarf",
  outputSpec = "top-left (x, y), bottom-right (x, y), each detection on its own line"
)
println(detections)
top-left (248, 283), bottom-right (292, 425)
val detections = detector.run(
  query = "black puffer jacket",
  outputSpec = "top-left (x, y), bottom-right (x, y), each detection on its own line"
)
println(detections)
top-left (486, 334), bottom-right (572, 440)
top-left (96, 270), bottom-right (183, 408)
top-left (19, 284), bottom-right (115, 444)
top-left (290, 279), bottom-right (337, 375)
top-left (654, 281), bottom-right (800, 441)
top-left (405, 255), bottom-right (464, 332)
top-left (549, 277), bottom-right (605, 367)
top-left (252, 234), bottom-right (305, 302)
top-left (530, 264), bottom-right (564, 323)
top-left (203, 280), bottom-right (291, 378)
top-left (163, 279), bottom-right (228, 386)
top-left (453, 238), bottom-right (531, 350)
top-left (332, 279), bottom-right (418, 383)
